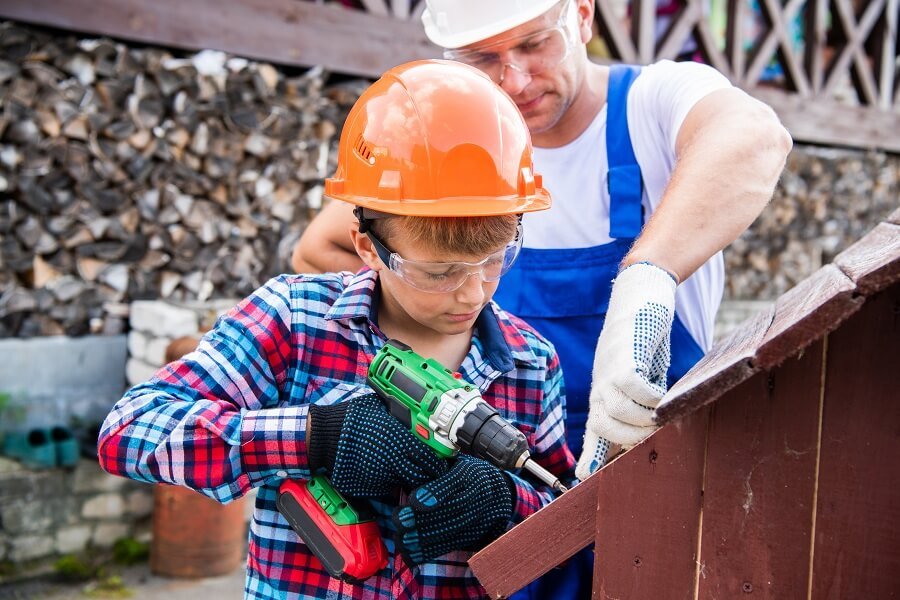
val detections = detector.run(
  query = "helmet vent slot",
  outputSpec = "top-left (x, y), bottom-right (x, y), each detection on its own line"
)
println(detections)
top-left (354, 133), bottom-right (374, 163)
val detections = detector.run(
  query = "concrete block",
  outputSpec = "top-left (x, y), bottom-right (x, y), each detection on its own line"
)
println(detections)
top-left (55, 525), bottom-right (92, 554)
top-left (126, 489), bottom-right (154, 518)
top-left (0, 469), bottom-right (68, 502)
top-left (145, 336), bottom-right (173, 367)
top-left (1, 501), bottom-right (53, 535)
top-left (0, 336), bottom-right (127, 430)
top-left (130, 301), bottom-right (198, 338)
top-left (127, 329), bottom-right (149, 362)
top-left (0, 456), bottom-right (23, 475)
top-left (126, 358), bottom-right (159, 387)
top-left (92, 522), bottom-right (130, 548)
top-left (9, 534), bottom-right (54, 561)
top-left (74, 460), bottom-right (126, 494)
top-left (82, 493), bottom-right (124, 519)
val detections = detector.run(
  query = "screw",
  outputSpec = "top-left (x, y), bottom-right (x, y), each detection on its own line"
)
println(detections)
top-left (633, 556), bottom-right (642, 568)
top-left (742, 582), bottom-right (753, 593)
top-left (649, 450), bottom-right (658, 464)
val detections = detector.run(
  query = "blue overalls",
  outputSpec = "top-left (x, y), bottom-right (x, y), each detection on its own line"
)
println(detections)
top-left (495, 65), bottom-right (705, 600)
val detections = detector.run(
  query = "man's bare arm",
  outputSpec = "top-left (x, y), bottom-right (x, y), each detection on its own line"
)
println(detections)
top-left (291, 201), bottom-right (364, 274)
top-left (623, 88), bottom-right (792, 281)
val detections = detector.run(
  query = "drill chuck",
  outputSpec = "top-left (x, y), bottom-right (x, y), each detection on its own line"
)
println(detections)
top-left (455, 401), bottom-right (567, 493)
top-left (455, 401), bottom-right (528, 471)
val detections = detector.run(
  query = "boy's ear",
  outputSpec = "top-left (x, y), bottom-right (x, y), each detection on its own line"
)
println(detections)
top-left (349, 226), bottom-right (384, 272)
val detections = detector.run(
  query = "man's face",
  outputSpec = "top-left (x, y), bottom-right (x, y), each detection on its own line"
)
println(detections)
top-left (452, 0), bottom-right (591, 135)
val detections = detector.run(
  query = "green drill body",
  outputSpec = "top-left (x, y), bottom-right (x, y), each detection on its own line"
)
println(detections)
top-left (367, 339), bottom-right (566, 491)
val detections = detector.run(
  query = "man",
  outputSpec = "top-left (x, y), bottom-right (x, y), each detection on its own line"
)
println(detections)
top-left (294, 0), bottom-right (790, 493)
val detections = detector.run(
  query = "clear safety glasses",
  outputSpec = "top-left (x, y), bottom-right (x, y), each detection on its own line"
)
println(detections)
top-left (443, 0), bottom-right (578, 84)
top-left (367, 224), bottom-right (524, 293)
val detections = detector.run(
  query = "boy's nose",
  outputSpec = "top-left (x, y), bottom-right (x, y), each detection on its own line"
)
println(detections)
top-left (454, 272), bottom-right (487, 306)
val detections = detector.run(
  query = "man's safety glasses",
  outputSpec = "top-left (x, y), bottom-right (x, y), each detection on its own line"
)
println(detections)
top-left (367, 224), bottom-right (524, 293)
top-left (443, 0), bottom-right (578, 84)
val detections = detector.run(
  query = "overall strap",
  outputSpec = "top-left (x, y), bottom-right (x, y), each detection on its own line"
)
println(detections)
top-left (606, 64), bottom-right (643, 240)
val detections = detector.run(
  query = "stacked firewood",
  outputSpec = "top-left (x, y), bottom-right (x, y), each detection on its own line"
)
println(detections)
top-left (0, 22), bottom-right (365, 338)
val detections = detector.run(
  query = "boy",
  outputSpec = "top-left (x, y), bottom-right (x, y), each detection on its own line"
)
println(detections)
top-left (98, 60), bottom-right (575, 600)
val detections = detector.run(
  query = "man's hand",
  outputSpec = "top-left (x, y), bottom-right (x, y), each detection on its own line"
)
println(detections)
top-left (308, 393), bottom-right (447, 497)
top-left (393, 455), bottom-right (514, 566)
top-left (576, 262), bottom-right (676, 480)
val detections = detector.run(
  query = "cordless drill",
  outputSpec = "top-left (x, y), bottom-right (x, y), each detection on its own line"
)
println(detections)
top-left (367, 339), bottom-right (568, 492)
top-left (277, 339), bottom-right (567, 582)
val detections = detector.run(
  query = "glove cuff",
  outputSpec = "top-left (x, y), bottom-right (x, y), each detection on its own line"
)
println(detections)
top-left (620, 260), bottom-right (679, 284)
top-left (308, 402), bottom-right (350, 473)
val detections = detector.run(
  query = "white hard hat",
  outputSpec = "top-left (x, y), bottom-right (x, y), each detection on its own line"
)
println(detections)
top-left (421, 0), bottom-right (561, 49)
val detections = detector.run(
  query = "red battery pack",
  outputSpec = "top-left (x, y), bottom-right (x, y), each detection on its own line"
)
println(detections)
top-left (277, 478), bottom-right (388, 582)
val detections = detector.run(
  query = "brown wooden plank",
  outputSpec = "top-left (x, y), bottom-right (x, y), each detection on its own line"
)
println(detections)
top-left (698, 344), bottom-right (823, 599)
top-left (655, 304), bottom-right (774, 425)
top-left (750, 87), bottom-right (900, 153)
top-left (889, 206), bottom-right (900, 225)
top-left (879, 0), bottom-right (898, 110)
top-left (469, 473), bottom-right (600, 598)
top-left (593, 407), bottom-right (709, 599)
top-left (593, 0), bottom-right (638, 63)
top-left (632, 0), bottom-right (657, 65)
top-left (804, 0), bottom-right (828, 94)
top-left (812, 285), bottom-right (900, 598)
top-left (833, 222), bottom-right (900, 296)
top-left (725, 0), bottom-right (746, 79)
top-left (823, 0), bottom-right (884, 104)
top-left (754, 264), bottom-right (863, 369)
top-left (0, 0), bottom-right (438, 78)
top-left (745, 0), bottom-right (809, 93)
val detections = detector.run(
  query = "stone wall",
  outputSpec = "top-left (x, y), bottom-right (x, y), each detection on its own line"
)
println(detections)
top-left (0, 456), bottom-right (152, 563)
top-left (0, 21), bottom-right (359, 338)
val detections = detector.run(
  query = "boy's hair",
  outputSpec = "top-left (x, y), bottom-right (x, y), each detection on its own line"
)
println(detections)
top-left (371, 214), bottom-right (519, 256)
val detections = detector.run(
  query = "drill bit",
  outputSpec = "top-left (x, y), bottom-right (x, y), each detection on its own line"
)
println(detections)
top-left (522, 458), bottom-right (568, 493)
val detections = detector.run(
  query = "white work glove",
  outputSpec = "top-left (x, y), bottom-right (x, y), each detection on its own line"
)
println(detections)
top-left (575, 262), bottom-right (676, 481)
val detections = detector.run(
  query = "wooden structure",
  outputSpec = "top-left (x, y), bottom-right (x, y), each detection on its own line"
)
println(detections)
top-left (469, 207), bottom-right (900, 598)
top-left (1, 0), bottom-right (898, 152)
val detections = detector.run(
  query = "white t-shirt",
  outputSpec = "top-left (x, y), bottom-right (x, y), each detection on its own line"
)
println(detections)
top-left (525, 60), bottom-right (731, 350)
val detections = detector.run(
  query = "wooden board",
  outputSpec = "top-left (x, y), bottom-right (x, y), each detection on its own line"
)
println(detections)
top-left (751, 87), bottom-right (900, 154)
top-left (833, 222), bottom-right (900, 296)
top-left (655, 305), bottom-right (774, 425)
top-left (593, 407), bottom-right (709, 599)
top-left (811, 286), bottom-right (900, 598)
top-left (698, 345), bottom-right (823, 599)
top-left (469, 473), bottom-right (600, 598)
top-left (0, 0), bottom-right (439, 78)
top-left (754, 265), bottom-right (862, 369)
top-left (888, 206), bottom-right (900, 225)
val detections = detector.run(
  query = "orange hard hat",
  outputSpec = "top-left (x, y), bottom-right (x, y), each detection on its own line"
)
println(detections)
top-left (324, 60), bottom-right (551, 217)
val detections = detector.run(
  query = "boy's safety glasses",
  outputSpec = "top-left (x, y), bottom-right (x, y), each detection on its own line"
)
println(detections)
top-left (443, 0), bottom-right (578, 84)
top-left (367, 224), bottom-right (524, 293)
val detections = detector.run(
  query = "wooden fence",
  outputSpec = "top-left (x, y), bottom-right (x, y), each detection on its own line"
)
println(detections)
top-left (469, 207), bottom-right (900, 598)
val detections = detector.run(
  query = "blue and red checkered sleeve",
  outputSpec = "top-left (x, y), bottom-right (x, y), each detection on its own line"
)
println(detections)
top-left (507, 351), bottom-right (577, 524)
top-left (98, 276), bottom-right (311, 503)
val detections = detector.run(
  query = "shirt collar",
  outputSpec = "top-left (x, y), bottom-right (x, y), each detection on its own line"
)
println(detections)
top-left (325, 269), bottom-right (540, 371)
top-left (325, 268), bottom-right (379, 324)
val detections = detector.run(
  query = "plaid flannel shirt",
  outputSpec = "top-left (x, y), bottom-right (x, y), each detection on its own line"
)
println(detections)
top-left (99, 269), bottom-right (575, 599)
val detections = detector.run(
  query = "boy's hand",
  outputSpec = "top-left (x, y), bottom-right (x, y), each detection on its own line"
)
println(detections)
top-left (576, 262), bottom-right (676, 480)
top-left (308, 393), bottom-right (447, 497)
top-left (393, 455), bottom-right (514, 566)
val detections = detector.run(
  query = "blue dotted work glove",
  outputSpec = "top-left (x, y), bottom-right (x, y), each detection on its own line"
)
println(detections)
top-left (308, 393), bottom-right (447, 497)
top-left (393, 454), bottom-right (514, 566)
top-left (576, 262), bottom-right (677, 480)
